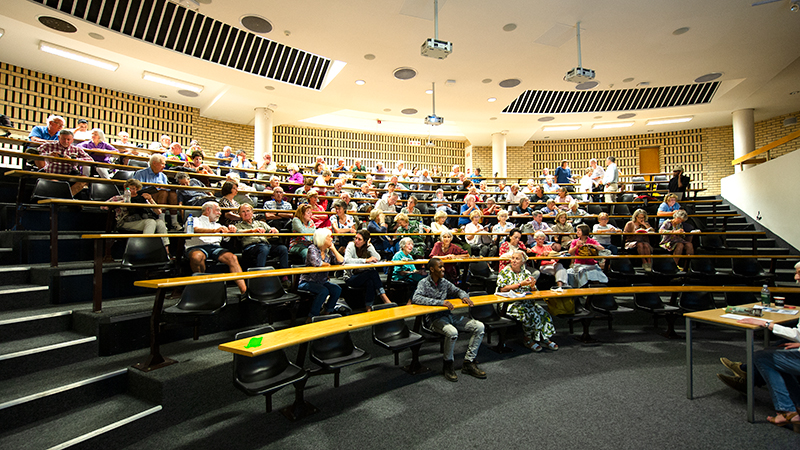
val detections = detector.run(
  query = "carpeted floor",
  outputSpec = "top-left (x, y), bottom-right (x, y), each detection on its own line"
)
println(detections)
top-left (98, 318), bottom-right (800, 450)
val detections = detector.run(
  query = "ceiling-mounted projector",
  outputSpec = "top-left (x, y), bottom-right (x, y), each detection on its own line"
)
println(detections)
top-left (425, 114), bottom-right (444, 126)
top-left (421, 38), bottom-right (452, 60)
top-left (564, 67), bottom-right (595, 83)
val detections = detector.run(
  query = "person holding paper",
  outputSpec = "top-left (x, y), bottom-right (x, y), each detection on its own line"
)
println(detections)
top-left (496, 250), bottom-right (557, 352)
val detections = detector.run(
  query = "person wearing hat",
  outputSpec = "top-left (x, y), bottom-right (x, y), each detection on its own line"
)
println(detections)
top-left (668, 166), bottom-right (690, 200)
top-left (72, 119), bottom-right (92, 140)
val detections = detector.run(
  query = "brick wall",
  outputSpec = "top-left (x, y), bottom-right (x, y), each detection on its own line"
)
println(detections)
top-left (193, 115), bottom-right (254, 157)
top-left (755, 111), bottom-right (800, 159)
top-left (471, 146), bottom-right (493, 175)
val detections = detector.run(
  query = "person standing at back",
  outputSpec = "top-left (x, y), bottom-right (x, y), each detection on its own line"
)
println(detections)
top-left (602, 156), bottom-right (619, 203)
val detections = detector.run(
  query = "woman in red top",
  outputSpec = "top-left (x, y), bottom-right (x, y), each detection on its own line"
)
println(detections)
top-left (306, 189), bottom-right (331, 228)
top-left (498, 228), bottom-right (528, 272)
top-left (429, 230), bottom-right (468, 284)
top-left (529, 231), bottom-right (568, 287)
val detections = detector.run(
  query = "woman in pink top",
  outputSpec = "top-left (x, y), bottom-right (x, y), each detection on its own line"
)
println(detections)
top-left (567, 224), bottom-right (609, 287)
top-left (529, 231), bottom-right (568, 287)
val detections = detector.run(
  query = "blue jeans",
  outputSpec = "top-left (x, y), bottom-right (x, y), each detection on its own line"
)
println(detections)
top-left (243, 243), bottom-right (289, 269)
top-left (431, 314), bottom-right (485, 362)
top-left (753, 347), bottom-right (800, 411)
top-left (299, 280), bottom-right (342, 317)
top-left (345, 270), bottom-right (385, 307)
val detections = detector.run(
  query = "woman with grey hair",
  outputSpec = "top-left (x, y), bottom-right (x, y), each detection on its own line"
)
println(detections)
top-left (391, 236), bottom-right (426, 289)
top-left (78, 128), bottom-right (116, 178)
top-left (299, 228), bottom-right (344, 319)
top-left (659, 209), bottom-right (694, 268)
top-left (429, 230), bottom-right (468, 284)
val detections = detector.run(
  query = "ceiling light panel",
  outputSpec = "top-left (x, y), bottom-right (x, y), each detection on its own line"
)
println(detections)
top-left (645, 116), bottom-right (693, 125)
top-left (39, 41), bottom-right (119, 71)
top-left (142, 71), bottom-right (204, 93)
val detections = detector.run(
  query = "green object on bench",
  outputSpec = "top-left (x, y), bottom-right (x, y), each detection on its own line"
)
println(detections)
top-left (245, 337), bottom-right (263, 348)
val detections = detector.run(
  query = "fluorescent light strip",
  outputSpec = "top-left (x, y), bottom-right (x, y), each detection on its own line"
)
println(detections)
top-left (39, 41), bottom-right (119, 71)
top-left (646, 116), bottom-right (693, 126)
top-left (542, 125), bottom-right (581, 131)
top-left (142, 71), bottom-right (204, 93)
top-left (592, 121), bottom-right (635, 130)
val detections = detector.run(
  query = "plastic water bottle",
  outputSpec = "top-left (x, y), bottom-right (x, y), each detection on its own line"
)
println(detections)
top-left (186, 215), bottom-right (194, 234)
top-left (122, 187), bottom-right (131, 203)
top-left (760, 284), bottom-right (770, 307)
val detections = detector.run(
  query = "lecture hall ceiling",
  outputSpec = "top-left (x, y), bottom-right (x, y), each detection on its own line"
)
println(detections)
top-left (0, 0), bottom-right (799, 146)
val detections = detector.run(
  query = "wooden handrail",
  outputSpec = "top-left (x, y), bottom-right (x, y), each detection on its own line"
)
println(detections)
top-left (731, 128), bottom-right (800, 166)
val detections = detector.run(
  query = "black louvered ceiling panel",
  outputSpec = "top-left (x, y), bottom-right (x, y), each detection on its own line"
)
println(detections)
top-left (31, 0), bottom-right (332, 90)
top-left (503, 82), bottom-right (720, 114)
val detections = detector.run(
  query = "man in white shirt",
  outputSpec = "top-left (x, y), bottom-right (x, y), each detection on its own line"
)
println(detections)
top-left (602, 156), bottom-right (619, 203)
top-left (505, 184), bottom-right (527, 211)
top-left (185, 202), bottom-right (247, 297)
top-left (375, 193), bottom-right (399, 213)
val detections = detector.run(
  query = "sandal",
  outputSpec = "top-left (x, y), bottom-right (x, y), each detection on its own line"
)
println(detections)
top-left (544, 340), bottom-right (559, 351)
top-left (530, 341), bottom-right (543, 352)
top-left (767, 411), bottom-right (798, 428)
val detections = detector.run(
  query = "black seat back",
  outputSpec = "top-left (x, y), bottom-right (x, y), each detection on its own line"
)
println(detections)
top-left (724, 290), bottom-right (758, 306)
top-left (678, 291), bottom-right (715, 311)
top-left (121, 237), bottom-right (170, 268)
top-left (609, 258), bottom-right (635, 275)
top-left (127, 160), bottom-right (148, 168)
top-left (612, 204), bottom-right (631, 217)
top-left (469, 261), bottom-right (492, 279)
top-left (234, 326), bottom-right (293, 385)
top-left (372, 303), bottom-right (411, 341)
top-left (112, 170), bottom-right (134, 180)
top-left (173, 274), bottom-right (227, 312)
top-left (469, 304), bottom-right (500, 322)
top-left (634, 287), bottom-right (666, 310)
top-left (587, 204), bottom-right (604, 215)
top-left (90, 183), bottom-right (120, 201)
top-left (311, 314), bottom-right (356, 360)
top-left (31, 179), bottom-right (73, 201)
top-left (247, 267), bottom-right (286, 300)
top-left (652, 258), bottom-right (679, 275)
top-left (589, 294), bottom-right (618, 312)
top-left (687, 257), bottom-right (716, 275)
top-left (731, 258), bottom-right (764, 277)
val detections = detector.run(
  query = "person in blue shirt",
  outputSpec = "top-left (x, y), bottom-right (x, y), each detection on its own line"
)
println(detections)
top-left (554, 160), bottom-right (574, 185)
top-left (28, 114), bottom-right (65, 143)
top-left (458, 194), bottom-right (480, 227)
top-left (133, 154), bottom-right (181, 230)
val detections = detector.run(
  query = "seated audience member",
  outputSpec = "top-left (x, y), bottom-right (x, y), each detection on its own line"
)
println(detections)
top-left (592, 212), bottom-right (620, 254)
top-left (412, 258), bottom-right (486, 382)
top-left (133, 153), bottom-right (181, 230)
top-left (492, 209), bottom-right (516, 245)
top-left (330, 199), bottom-right (357, 251)
top-left (375, 192), bottom-right (399, 213)
top-left (525, 211), bottom-right (555, 247)
top-left (417, 169), bottom-right (434, 191)
top-left (400, 196), bottom-right (421, 216)
top-left (306, 189), bottom-right (331, 228)
top-left (497, 250), bottom-right (558, 352)
top-left (367, 209), bottom-right (391, 255)
top-left (311, 161), bottom-right (325, 177)
top-left (184, 201), bottom-right (247, 298)
top-left (158, 135), bottom-right (172, 152)
top-left (521, 179), bottom-right (537, 196)
top-left (263, 186), bottom-right (293, 224)
top-left (567, 224), bottom-right (609, 287)
top-left (540, 199), bottom-right (559, 216)
top-left (215, 146), bottom-right (234, 169)
top-left (506, 184), bottom-right (527, 211)
top-left (166, 142), bottom-right (187, 165)
top-left (183, 151), bottom-right (213, 183)
top-left (512, 197), bottom-right (534, 225)
top-left (431, 210), bottom-right (451, 236)
top-left (339, 192), bottom-right (358, 212)
top-left (289, 204), bottom-right (316, 260)
top-left (543, 176), bottom-right (560, 197)
top-left (351, 159), bottom-right (368, 179)
top-left (381, 182), bottom-right (398, 201)
top-left (114, 130), bottom-right (131, 145)
top-left (264, 175), bottom-right (282, 192)
top-left (29, 114), bottom-right (65, 143)
top-left (352, 182), bottom-right (372, 199)
top-left (623, 208), bottom-right (654, 272)
top-left (429, 230), bottom-right (469, 284)
top-left (464, 210), bottom-right (494, 257)
top-left (432, 189), bottom-right (457, 215)
top-left (530, 184), bottom-right (548, 204)
top-left (108, 179), bottom-right (169, 249)
top-left (175, 172), bottom-right (215, 207)
top-left (393, 212), bottom-right (429, 259)
top-left (498, 228), bottom-right (528, 272)
top-left (258, 152), bottom-right (277, 175)
top-left (218, 182), bottom-right (241, 225)
top-left (299, 228), bottom-right (344, 320)
top-left (314, 169), bottom-right (333, 193)
top-left (231, 149), bottom-right (253, 179)
top-left (285, 164), bottom-right (304, 193)
top-left (481, 197), bottom-right (501, 217)
top-left (494, 180), bottom-right (510, 201)
top-left (716, 262), bottom-right (800, 429)
top-left (554, 187), bottom-right (573, 210)
top-left (566, 200), bottom-right (587, 225)
top-left (392, 237), bottom-right (427, 287)
top-left (668, 166), bottom-right (691, 200)
top-left (458, 195), bottom-right (480, 227)
top-left (529, 231), bottom-right (568, 288)
top-left (392, 160), bottom-right (405, 177)
top-left (332, 158), bottom-right (347, 172)
top-left (659, 209), bottom-right (694, 268)
top-left (37, 130), bottom-right (94, 194)
top-left (344, 230), bottom-right (391, 311)
top-left (235, 204), bottom-right (289, 280)
top-left (551, 211), bottom-right (575, 249)
top-left (77, 128), bottom-right (116, 179)
top-left (657, 193), bottom-right (682, 226)
top-left (72, 118), bottom-right (91, 140)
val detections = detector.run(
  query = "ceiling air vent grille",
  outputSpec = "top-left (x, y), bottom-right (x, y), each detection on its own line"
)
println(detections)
top-left (502, 82), bottom-right (719, 114)
top-left (30, 0), bottom-right (331, 90)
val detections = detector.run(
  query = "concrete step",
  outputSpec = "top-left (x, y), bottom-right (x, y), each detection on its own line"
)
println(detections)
top-left (0, 283), bottom-right (50, 311)
top-left (0, 394), bottom-right (160, 450)
top-left (0, 265), bottom-right (31, 284)
top-left (0, 309), bottom-right (72, 342)
top-left (0, 331), bottom-right (97, 381)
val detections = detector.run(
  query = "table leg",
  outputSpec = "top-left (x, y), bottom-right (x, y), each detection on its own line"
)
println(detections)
top-left (132, 288), bottom-right (176, 372)
top-left (50, 203), bottom-right (58, 267)
top-left (93, 240), bottom-right (103, 313)
top-left (746, 329), bottom-right (754, 423)
top-left (686, 317), bottom-right (693, 399)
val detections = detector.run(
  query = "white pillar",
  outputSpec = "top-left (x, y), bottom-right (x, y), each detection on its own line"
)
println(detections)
top-left (492, 132), bottom-right (507, 178)
top-left (464, 143), bottom-right (473, 172)
top-left (732, 109), bottom-right (755, 173)
top-left (253, 107), bottom-right (274, 163)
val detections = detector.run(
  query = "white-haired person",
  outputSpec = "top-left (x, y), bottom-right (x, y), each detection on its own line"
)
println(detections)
top-left (285, 163), bottom-right (304, 193)
top-left (497, 250), bottom-right (558, 352)
top-left (528, 231), bottom-right (568, 288)
top-left (432, 189), bottom-right (457, 216)
top-left (429, 230), bottom-right (469, 285)
top-left (717, 262), bottom-right (800, 431)
top-left (393, 212), bottom-right (430, 259)
top-left (392, 237), bottom-right (427, 289)
top-left (492, 209), bottom-right (516, 245)
top-left (464, 210), bottom-right (494, 257)
top-left (299, 228), bottom-right (344, 320)
top-left (77, 128), bottom-right (116, 178)
top-left (344, 229), bottom-right (391, 311)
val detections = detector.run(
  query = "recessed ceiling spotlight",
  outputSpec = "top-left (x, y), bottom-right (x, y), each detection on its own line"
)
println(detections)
top-left (355, 80), bottom-right (366, 85)
top-left (425, 89), bottom-right (433, 94)
top-left (499, 78), bottom-right (521, 88)
top-left (482, 78), bottom-right (492, 84)
top-left (490, 117), bottom-right (498, 120)
top-left (789, 90), bottom-right (800, 95)
top-left (196, 0), bottom-right (212, 3)
top-left (38, 16), bottom-right (77, 33)
top-left (622, 77), bottom-right (634, 83)
top-left (240, 15), bottom-right (272, 33)
top-left (393, 67), bottom-right (417, 80)
top-left (177, 90), bottom-right (199, 97)
top-left (265, 86), bottom-right (275, 90)
top-left (401, 108), bottom-right (418, 115)
top-left (364, 54), bottom-right (376, 60)
top-left (594, 116), bottom-right (603, 119)
top-left (487, 97), bottom-right (497, 102)
top-left (576, 81), bottom-right (599, 90)
top-left (538, 117), bottom-right (555, 122)
top-left (672, 27), bottom-right (690, 35)
top-left (159, 95), bottom-right (168, 98)
top-left (384, 108), bottom-right (391, 112)
top-left (695, 72), bottom-right (722, 83)
top-left (88, 32), bottom-right (104, 40)
top-left (617, 113), bottom-right (636, 119)
top-left (791, 1), bottom-right (799, 12)
top-left (502, 23), bottom-right (517, 32)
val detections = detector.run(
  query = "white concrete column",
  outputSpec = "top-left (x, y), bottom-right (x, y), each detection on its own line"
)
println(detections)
top-left (253, 107), bottom-right (274, 163)
top-left (464, 143), bottom-right (473, 172)
top-left (491, 132), bottom-right (507, 178)
top-left (732, 108), bottom-right (755, 173)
